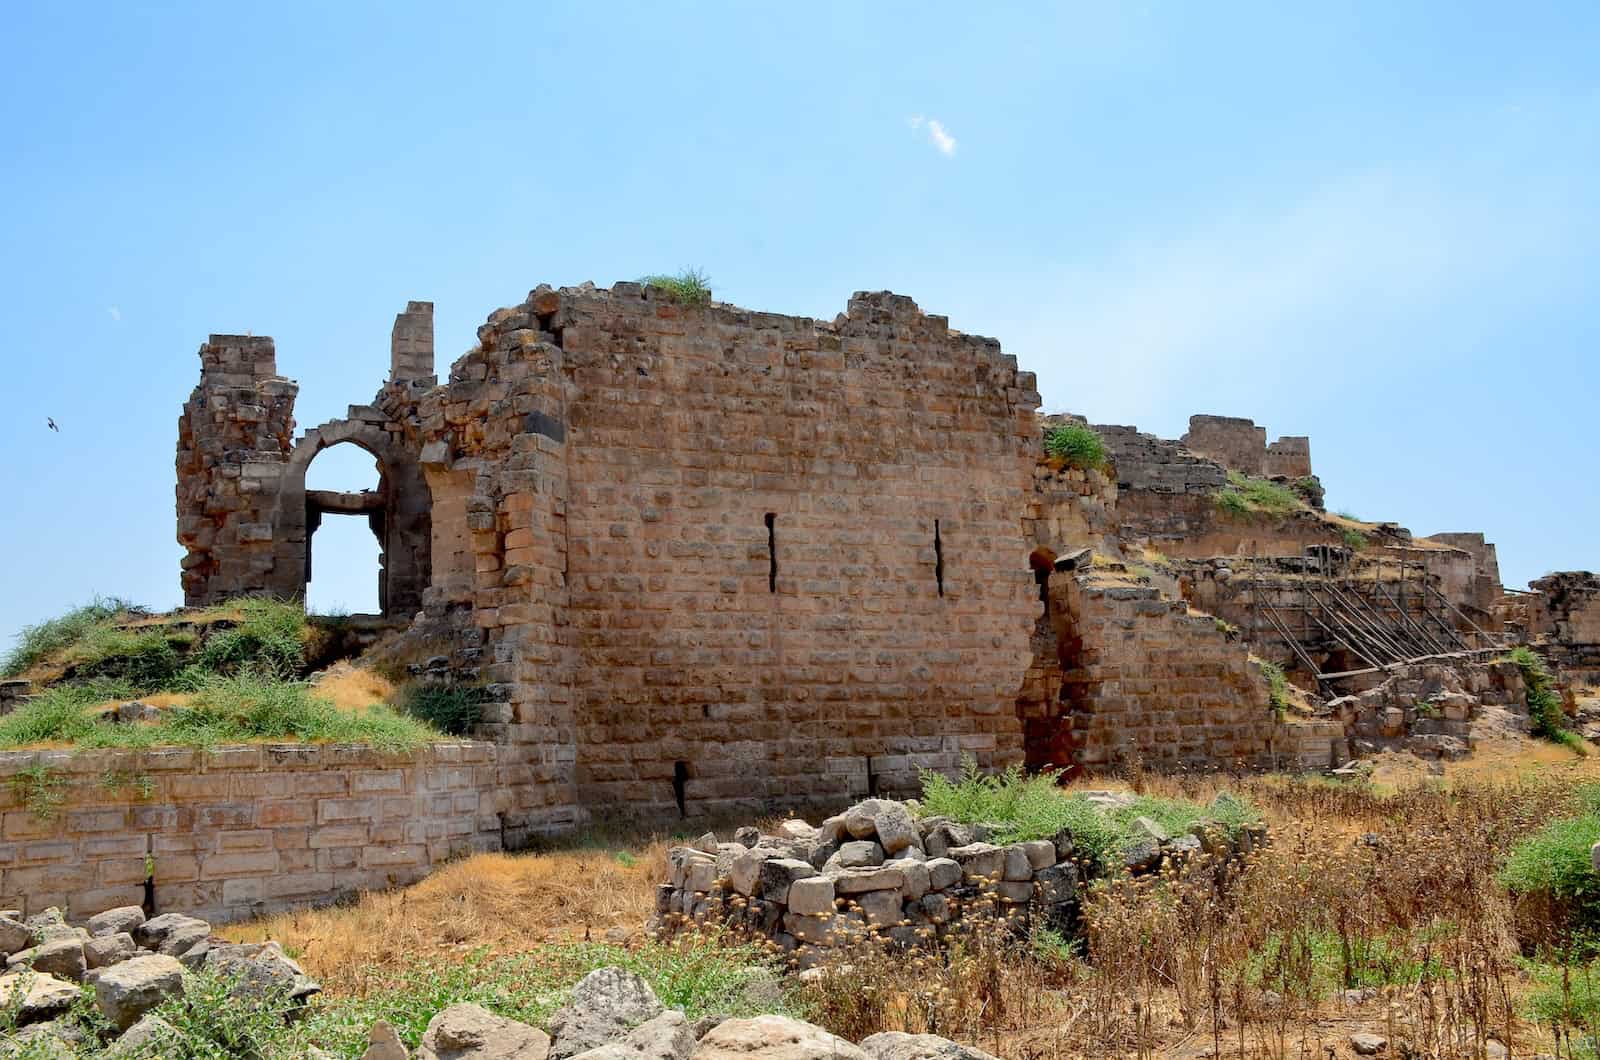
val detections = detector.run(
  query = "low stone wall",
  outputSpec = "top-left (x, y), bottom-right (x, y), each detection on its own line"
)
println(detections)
top-left (0, 741), bottom-right (500, 924)
top-left (655, 797), bottom-right (1262, 969)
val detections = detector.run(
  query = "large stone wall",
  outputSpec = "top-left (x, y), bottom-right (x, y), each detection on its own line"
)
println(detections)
top-left (0, 742), bottom-right (498, 924)
top-left (1529, 572), bottom-right (1600, 684)
top-left (410, 285), bottom-right (1043, 829)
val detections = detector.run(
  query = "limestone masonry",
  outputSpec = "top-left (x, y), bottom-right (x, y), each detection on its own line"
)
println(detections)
top-left (171, 280), bottom-right (1596, 843)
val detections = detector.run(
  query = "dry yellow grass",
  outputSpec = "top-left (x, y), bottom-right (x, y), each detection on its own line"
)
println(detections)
top-left (223, 841), bottom-right (670, 992)
top-left (312, 662), bottom-right (397, 712)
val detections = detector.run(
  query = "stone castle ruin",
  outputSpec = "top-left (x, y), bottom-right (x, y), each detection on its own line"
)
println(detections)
top-left (173, 283), bottom-right (1600, 834)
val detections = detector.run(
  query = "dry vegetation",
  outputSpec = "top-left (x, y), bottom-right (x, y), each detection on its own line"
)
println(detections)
top-left (208, 752), bottom-right (1600, 1059)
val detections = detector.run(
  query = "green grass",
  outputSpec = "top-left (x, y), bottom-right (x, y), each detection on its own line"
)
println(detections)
top-left (188, 597), bottom-right (308, 679)
top-left (0, 673), bottom-right (438, 752)
top-left (1251, 929), bottom-right (1440, 999)
top-left (917, 757), bottom-right (1259, 873)
top-left (1260, 660), bottom-right (1290, 719)
top-left (398, 683), bottom-right (487, 737)
top-left (1214, 471), bottom-right (1304, 518)
top-left (1, 596), bottom-right (130, 676)
top-left (24, 943), bottom-right (762, 1056)
top-left (1501, 812), bottom-right (1600, 905)
top-left (9, 764), bottom-right (66, 821)
top-left (1340, 527), bottom-right (1369, 551)
top-left (1509, 645), bottom-right (1584, 751)
top-left (640, 268), bottom-right (713, 307)
top-left (1525, 959), bottom-right (1600, 1052)
top-left (1043, 424), bottom-right (1107, 471)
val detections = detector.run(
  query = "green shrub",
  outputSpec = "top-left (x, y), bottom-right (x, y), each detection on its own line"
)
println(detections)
top-left (1, 597), bottom-right (130, 676)
top-left (399, 683), bottom-right (487, 736)
top-left (640, 268), bottom-right (713, 307)
top-left (1043, 424), bottom-right (1107, 470)
top-left (147, 967), bottom-right (304, 1058)
top-left (1260, 660), bottom-right (1290, 719)
top-left (191, 598), bottom-right (309, 679)
top-left (1501, 813), bottom-right (1600, 904)
top-left (917, 757), bottom-right (1258, 873)
top-left (1340, 527), bottom-right (1369, 551)
top-left (1509, 646), bottom-right (1583, 750)
top-left (1215, 489), bottom-right (1250, 516)
top-left (1251, 930), bottom-right (1438, 998)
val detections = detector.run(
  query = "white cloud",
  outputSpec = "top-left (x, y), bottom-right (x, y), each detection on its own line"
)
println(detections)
top-left (106, 306), bottom-right (121, 322)
top-left (908, 115), bottom-right (957, 157)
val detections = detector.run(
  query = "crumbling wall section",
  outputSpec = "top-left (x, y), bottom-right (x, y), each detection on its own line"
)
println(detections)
top-left (1052, 574), bottom-right (1280, 773)
top-left (1182, 414), bottom-right (1313, 481)
top-left (176, 336), bottom-right (299, 606)
top-left (1529, 572), bottom-right (1600, 684)
top-left (412, 285), bottom-right (580, 844)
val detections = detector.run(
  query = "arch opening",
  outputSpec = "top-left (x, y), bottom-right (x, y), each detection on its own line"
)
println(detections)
top-left (304, 442), bottom-right (384, 615)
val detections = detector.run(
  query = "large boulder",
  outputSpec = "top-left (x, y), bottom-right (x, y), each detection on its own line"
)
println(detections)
top-left (94, 953), bottom-right (186, 1030)
top-left (418, 1002), bottom-right (551, 1060)
top-left (693, 1015), bottom-right (869, 1060)
top-left (0, 970), bottom-right (80, 1025)
top-left (134, 913), bottom-right (211, 959)
top-left (87, 906), bottom-right (147, 939)
top-left (85, 932), bottom-right (140, 970)
top-left (204, 940), bottom-right (322, 1005)
top-left (859, 1032), bottom-right (1001, 1060)
top-left (549, 968), bottom-right (665, 1060)
top-left (0, 916), bottom-right (31, 956)
top-left (568, 1009), bottom-right (697, 1060)
top-left (5, 938), bottom-right (86, 982)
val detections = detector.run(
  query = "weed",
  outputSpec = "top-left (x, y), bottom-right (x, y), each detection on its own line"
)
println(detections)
top-left (1215, 471), bottom-right (1303, 518)
top-left (640, 268), bottom-right (713, 308)
top-left (190, 597), bottom-right (309, 679)
top-left (1510, 645), bottom-right (1583, 751)
top-left (1213, 617), bottom-right (1241, 640)
top-left (1043, 424), bottom-right (1107, 470)
top-left (100, 769), bottom-right (155, 799)
top-left (0, 673), bottom-right (438, 752)
top-left (1259, 660), bottom-right (1290, 719)
top-left (148, 966), bottom-right (304, 1057)
top-left (398, 683), bottom-right (487, 737)
top-left (2, 596), bottom-right (130, 676)
top-left (1341, 527), bottom-right (1369, 550)
top-left (917, 757), bottom-right (1256, 873)
top-left (10, 765), bottom-right (66, 821)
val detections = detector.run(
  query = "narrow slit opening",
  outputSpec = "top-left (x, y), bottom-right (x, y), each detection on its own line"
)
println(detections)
top-left (934, 519), bottom-right (945, 598)
top-left (764, 512), bottom-right (777, 593)
top-left (672, 761), bottom-right (689, 817)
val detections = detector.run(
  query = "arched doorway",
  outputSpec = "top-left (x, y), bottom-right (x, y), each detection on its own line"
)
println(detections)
top-left (304, 442), bottom-right (384, 614)
top-left (270, 417), bottom-right (432, 618)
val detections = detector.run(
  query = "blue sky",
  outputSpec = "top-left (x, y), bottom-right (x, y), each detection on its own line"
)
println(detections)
top-left (3, 2), bottom-right (1598, 646)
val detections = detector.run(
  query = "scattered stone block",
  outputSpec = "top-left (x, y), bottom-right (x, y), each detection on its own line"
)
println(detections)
top-left (419, 1002), bottom-right (552, 1060)
top-left (94, 954), bottom-right (186, 1030)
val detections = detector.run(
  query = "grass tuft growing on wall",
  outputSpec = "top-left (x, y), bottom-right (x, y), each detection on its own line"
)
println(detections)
top-left (1043, 423), bottom-right (1107, 471)
top-left (1215, 471), bottom-right (1304, 518)
top-left (640, 268), bottom-right (713, 307)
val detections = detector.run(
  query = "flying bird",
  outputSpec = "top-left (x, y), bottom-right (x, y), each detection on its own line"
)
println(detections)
top-left (47, 418), bottom-right (59, 433)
